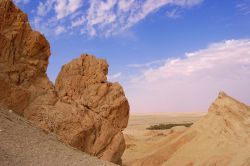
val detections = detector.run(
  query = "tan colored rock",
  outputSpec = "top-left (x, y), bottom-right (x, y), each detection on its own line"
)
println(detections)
top-left (0, 108), bottom-right (117, 166)
top-left (0, 0), bottom-right (129, 164)
top-left (0, 0), bottom-right (53, 115)
top-left (55, 55), bottom-right (129, 130)
top-left (26, 55), bottom-right (129, 164)
top-left (129, 92), bottom-right (250, 166)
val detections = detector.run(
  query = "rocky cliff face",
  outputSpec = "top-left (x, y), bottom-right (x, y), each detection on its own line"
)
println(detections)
top-left (130, 92), bottom-right (250, 166)
top-left (0, 0), bottom-right (129, 164)
top-left (0, 0), bottom-right (53, 115)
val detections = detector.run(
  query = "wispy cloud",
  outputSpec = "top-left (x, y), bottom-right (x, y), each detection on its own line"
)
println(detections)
top-left (55, 25), bottom-right (67, 35)
top-left (37, 0), bottom-right (54, 16)
top-left (237, 1), bottom-right (250, 15)
top-left (108, 72), bottom-right (122, 81)
top-left (124, 39), bottom-right (250, 113)
top-left (84, 0), bottom-right (203, 37)
top-left (166, 8), bottom-right (182, 18)
top-left (55, 0), bottom-right (84, 19)
top-left (128, 59), bottom-right (167, 68)
top-left (13, 0), bottom-right (203, 37)
top-left (71, 16), bottom-right (86, 28)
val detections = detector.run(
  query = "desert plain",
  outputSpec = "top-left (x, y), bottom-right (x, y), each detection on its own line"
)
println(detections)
top-left (122, 112), bottom-right (205, 165)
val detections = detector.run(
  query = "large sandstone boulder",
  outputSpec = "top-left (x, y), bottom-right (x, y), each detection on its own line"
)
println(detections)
top-left (0, 0), bottom-right (129, 164)
top-left (25, 55), bottom-right (129, 164)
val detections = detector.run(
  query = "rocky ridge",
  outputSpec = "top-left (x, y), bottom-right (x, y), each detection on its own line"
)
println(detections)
top-left (0, 0), bottom-right (129, 164)
top-left (129, 92), bottom-right (250, 166)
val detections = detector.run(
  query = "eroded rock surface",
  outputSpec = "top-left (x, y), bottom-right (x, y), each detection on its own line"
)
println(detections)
top-left (0, 108), bottom-right (117, 166)
top-left (0, 0), bottom-right (54, 115)
top-left (26, 55), bottom-right (129, 164)
top-left (0, 0), bottom-right (129, 164)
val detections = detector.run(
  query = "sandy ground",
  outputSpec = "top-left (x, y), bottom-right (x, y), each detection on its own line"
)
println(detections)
top-left (0, 108), bottom-right (116, 166)
top-left (122, 112), bottom-right (205, 165)
top-left (0, 107), bottom-right (205, 166)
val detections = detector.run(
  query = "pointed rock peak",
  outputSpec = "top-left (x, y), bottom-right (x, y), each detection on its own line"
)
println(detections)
top-left (215, 91), bottom-right (247, 105)
top-left (216, 91), bottom-right (238, 104)
top-left (217, 91), bottom-right (241, 102)
top-left (209, 91), bottom-right (249, 115)
top-left (218, 91), bottom-right (228, 98)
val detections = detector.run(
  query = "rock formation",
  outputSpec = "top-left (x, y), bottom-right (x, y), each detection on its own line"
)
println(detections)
top-left (0, 0), bottom-right (129, 164)
top-left (129, 92), bottom-right (250, 166)
top-left (0, 108), bottom-right (116, 166)
top-left (0, 0), bottom-right (53, 115)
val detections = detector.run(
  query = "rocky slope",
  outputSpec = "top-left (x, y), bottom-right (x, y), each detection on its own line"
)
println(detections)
top-left (0, 0), bottom-right (129, 164)
top-left (0, 108), bottom-right (117, 166)
top-left (129, 92), bottom-right (250, 166)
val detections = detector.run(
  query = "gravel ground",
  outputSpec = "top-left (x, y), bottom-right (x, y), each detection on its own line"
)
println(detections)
top-left (0, 108), bottom-right (116, 166)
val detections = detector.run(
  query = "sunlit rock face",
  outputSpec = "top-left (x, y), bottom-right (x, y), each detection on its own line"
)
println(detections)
top-left (0, 0), bottom-right (129, 164)
top-left (0, 0), bottom-right (53, 115)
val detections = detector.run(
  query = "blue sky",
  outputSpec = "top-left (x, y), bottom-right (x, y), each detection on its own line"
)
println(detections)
top-left (14, 0), bottom-right (250, 113)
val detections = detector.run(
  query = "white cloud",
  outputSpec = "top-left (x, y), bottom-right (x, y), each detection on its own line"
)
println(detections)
top-left (55, 0), bottom-right (84, 19)
top-left (30, 0), bottom-right (203, 37)
top-left (124, 39), bottom-right (250, 113)
top-left (84, 0), bottom-right (203, 36)
top-left (118, 0), bottom-right (135, 12)
top-left (71, 16), bottom-right (85, 28)
top-left (37, 0), bottom-right (55, 16)
top-left (85, 0), bottom-right (118, 36)
top-left (55, 26), bottom-right (66, 35)
top-left (34, 0), bottom-right (83, 19)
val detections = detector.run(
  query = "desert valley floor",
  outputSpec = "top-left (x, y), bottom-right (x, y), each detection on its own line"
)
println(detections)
top-left (122, 112), bottom-right (205, 165)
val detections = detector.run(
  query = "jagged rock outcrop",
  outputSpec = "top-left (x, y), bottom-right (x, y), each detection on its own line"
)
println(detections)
top-left (0, 0), bottom-right (54, 115)
top-left (130, 92), bottom-right (250, 166)
top-left (0, 0), bottom-right (129, 164)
